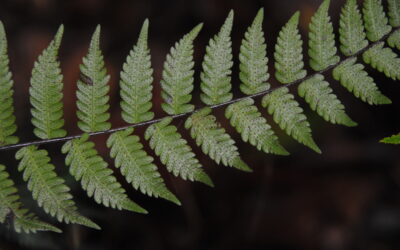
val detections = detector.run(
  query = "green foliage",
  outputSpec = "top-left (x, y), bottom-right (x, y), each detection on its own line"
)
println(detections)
top-left (339, 0), bottom-right (369, 56)
top-left (1, 0), bottom-right (400, 234)
top-left (185, 108), bottom-right (251, 172)
top-left (380, 134), bottom-right (400, 144)
top-left (388, 0), bottom-right (400, 27)
top-left (308, 0), bottom-right (339, 71)
top-left (225, 98), bottom-right (288, 155)
top-left (145, 117), bottom-right (213, 186)
top-left (262, 87), bottom-right (320, 153)
top-left (363, 0), bottom-right (391, 42)
top-left (0, 164), bottom-right (61, 233)
top-left (107, 128), bottom-right (180, 205)
top-left (239, 8), bottom-right (270, 95)
top-left (0, 21), bottom-right (18, 146)
top-left (161, 24), bottom-right (202, 115)
top-left (62, 133), bottom-right (146, 213)
top-left (200, 10), bottom-right (234, 105)
top-left (15, 146), bottom-right (99, 229)
top-left (388, 29), bottom-right (400, 50)
top-left (298, 74), bottom-right (357, 127)
top-left (120, 19), bottom-right (154, 124)
top-left (77, 25), bottom-right (111, 132)
top-left (30, 25), bottom-right (66, 140)
top-left (274, 12), bottom-right (306, 83)
top-left (363, 42), bottom-right (400, 80)
top-left (333, 58), bottom-right (391, 105)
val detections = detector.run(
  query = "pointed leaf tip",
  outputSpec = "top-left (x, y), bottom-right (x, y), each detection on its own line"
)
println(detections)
top-left (53, 24), bottom-right (64, 49)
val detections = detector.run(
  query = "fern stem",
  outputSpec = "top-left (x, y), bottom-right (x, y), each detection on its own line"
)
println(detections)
top-left (0, 26), bottom-right (398, 152)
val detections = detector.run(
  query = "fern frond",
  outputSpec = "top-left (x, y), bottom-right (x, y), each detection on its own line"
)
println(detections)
top-left (380, 134), bottom-right (400, 144)
top-left (388, 0), bottom-right (400, 27)
top-left (308, 0), bottom-right (339, 71)
top-left (363, 0), bottom-right (391, 42)
top-left (0, 21), bottom-right (18, 146)
top-left (107, 128), bottom-right (180, 205)
top-left (0, 164), bottom-right (61, 233)
top-left (77, 25), bottom-right (111, 132)
top-left (200, 10), bottom-right (234, 105)
top-left (239, 8), bottom-right (270, 95)
top-left (225, 98), bottom-right (288, 155)
top-left (120, 19), bottom-right (154, 124)
top-left (298, 74), bottom-right (357, 127)
top-left (363, 42), bottom-right (400, 80)
top-left (387, 29), bottom-right (400, 50)
top-left (62, 134), bottom-right (147, 213)
top-left (333, 57), bottom-right (391, 105)
top-left (145, 117), bottom-right (213, 186)
top-left (161, 24), bottom-right (202, 115)
top-left (339, 0), bottom-right (369, 56)
top-left (30, 25), bottom-right (66, 140)
top-left (262, 87), bottom-right (321, 153)
top-left (15, 146), bottom-right (100, 229)
top-left (185, 108), bottom-right (251, 172)
top-left (274, 11), bottom-right (306, 83)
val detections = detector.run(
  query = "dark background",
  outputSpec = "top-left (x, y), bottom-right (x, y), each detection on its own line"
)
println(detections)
top-left (0, 0), bottom-right (400, 249)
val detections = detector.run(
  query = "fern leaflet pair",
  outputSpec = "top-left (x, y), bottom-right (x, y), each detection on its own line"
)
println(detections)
top-left (0, 0), bottom-right (399, 233)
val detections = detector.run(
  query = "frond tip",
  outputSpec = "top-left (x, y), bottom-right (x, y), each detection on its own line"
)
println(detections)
top-left (274, 11), bottom-right (306, 83)
top-left (77, 25), bottom-right (111, 133)
top-left (145, 117), bottom-right (214, 186)
top-left (120, 19), bottom-right (154, 124)
top-left (185, 108), bottom-right (252, 172)
top-left (161, 23), bottom-right (202, 115)
top-left (200, 10), bottom-right (234, 105)
top-left (308, 0), bottom-right (340, 71)
top-left (62, 133), bottom-right (147, 213)
top-left (239, 8), bottom-right (270, 95)
top-left (30, 25), bottom-right (67, 140)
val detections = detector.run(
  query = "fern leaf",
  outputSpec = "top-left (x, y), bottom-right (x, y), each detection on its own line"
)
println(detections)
top-left (274, 11), bottom-right (306, 83)
top-left (200, 10), bottom-right (234, 105)
top-left (380, 134), bottom-right (400, 144)
top-left (185, 108), bottom-right (251, 172)
top-left (339, 0), bottom-right (369, 56)
top-left (363, 42), bottom-right (400, 80)
top-left (225, 98), bottom-right (288, 155)
top-left (15, 146), bottom-right (100, 229)
top-left (145, 117), bottom-right (213, 186)
top-left (308, 0), bottom-right (339, 71)
top-left (161, 24), bottom-right (202, 115)
top-left (0, 164), bottom-right (61, 233)
top-left (262, 87), bottom-right (321, 153)
top-left (107, 128), bottom-right (180, 205)
top-left (363, 0), bottom-right (391, 42)
top-left (77, 25), bottom-right (111, 132)
top-left (239, 8), bottom-right (270, 95)
top-left (30, 25), bottom-right (66, 140)
top-left (387, 29), bottom-right (400, 50)
top-left (298, 74), bottom-right (357, 127)
top-left (62, 134), bottom-right (147, 213)
top-left (333, 57), bottom-right (391, 105)
top-left (120, 19), bottom-right (154, 124)
top-left (388, 0), bottom-right (400, 27)
top-left (0, 21), bottom-right (18, 146)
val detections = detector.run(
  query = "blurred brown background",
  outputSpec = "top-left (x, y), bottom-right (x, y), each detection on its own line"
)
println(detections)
top-left (0, 0), bottom-right (400, 249)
